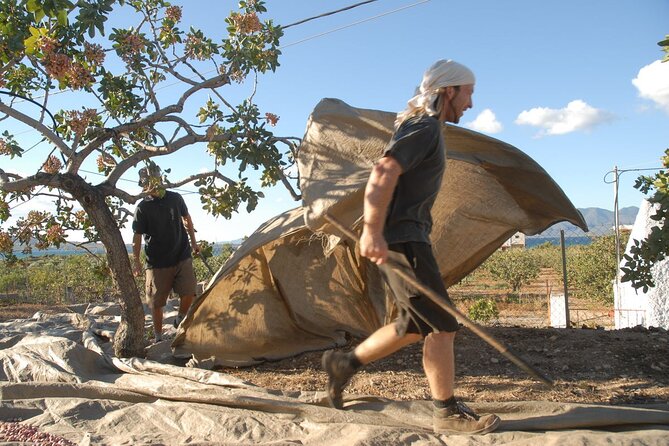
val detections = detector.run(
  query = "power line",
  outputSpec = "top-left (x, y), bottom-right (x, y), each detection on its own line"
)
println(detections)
top-left (280, 0), bottom-right (430, 49)
top-left (78, 168), bottom-right (199, 195)
top-left (281, 0), bottom-right (380, 29)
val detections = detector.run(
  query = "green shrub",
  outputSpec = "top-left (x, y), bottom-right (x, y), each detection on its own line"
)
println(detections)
top-left (468, 298), bottom-right (499, 323)
top-left (22, 255), bottom-right (114, 304)
top-left (192, 244), bottom-right (235, 282)
top-left (483, 248), bottom-right (540, 292)
top-left (567, 235), bottom-right (626, 304)
top-left (530, 241), bottom-right (562, 271)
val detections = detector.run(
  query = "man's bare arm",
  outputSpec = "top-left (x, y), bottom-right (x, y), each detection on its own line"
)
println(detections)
top-left (132, 233), bottom-right (143, 276)
top-left (360, 156), bottom-right (402, 264)
top-left (182, 214), bottom-right (200, 254)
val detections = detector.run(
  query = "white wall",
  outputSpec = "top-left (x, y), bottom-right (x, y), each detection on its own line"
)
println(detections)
top-left (614, 200), bottom-right (669, 329)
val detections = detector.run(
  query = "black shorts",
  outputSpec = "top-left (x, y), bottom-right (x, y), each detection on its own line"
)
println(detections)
top-left (383, 242), bottom-right (460, 336)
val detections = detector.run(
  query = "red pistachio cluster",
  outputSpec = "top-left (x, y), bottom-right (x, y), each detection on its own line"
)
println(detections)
top-left (230, 12), bottom-right (261, 34)
top-left (83, 42), bottom-right (105, 66)
top-left (118, 33), bottom-right (145, 64)
top-left (73, 210), bottom-right (87, 224)
top-left (0, 231), bottom-right (11, 253)
top-left (66, 108), bottom-right (97, 135)
top-left (0, 138), bottom-right (10, 155)
top-left (165, 5), bottom-right (182, 22)
top-left (42, 155), bottom-right (63, 174)
top-left (264, 112), bottom-right (279, 126)
top-left (39, 37), bottom-right (94, 89)
top-left (96, 152), bottom-right (116, 172)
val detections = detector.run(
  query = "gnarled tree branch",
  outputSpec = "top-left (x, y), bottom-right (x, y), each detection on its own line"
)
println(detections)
top-left (0, 102), bottom-right (73, 157)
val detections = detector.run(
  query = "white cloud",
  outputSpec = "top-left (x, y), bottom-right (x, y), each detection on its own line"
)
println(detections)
top-left (515, 100), bottom-right (614, 136)
top-left (465, 109), bottom-right (503, 134)
top-left (632, 60), bottom-right (669, 114)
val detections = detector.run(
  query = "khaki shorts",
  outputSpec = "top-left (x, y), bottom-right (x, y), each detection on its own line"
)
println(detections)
top-left (145, 257), bottom-right (197, 309)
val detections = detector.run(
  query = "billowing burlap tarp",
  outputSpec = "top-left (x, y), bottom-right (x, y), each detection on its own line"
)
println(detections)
top-left (1, 310), bottom-right (668, 445)
top-left (172, 207), bottom-right (389, 367)
top-left (299, 98), bottom-right (588, 284)
top-left (173, 98), bottom-right (587, 367)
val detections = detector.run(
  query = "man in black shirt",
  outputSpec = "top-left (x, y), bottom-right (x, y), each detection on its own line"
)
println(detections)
top-left (322, 60), bottom-right (500, 435)
top-left (132, 166), bottom-right (199, 342)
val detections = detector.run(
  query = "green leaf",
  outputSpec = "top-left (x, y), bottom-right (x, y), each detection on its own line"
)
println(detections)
top-left (57, 8), bottom-right (68, 26)
top-left (24, 35), bottom-right (39, 55)
top-left (26, 0), bottom-right (40, 13)
top-left (34, 8), bottom-right (46, 22)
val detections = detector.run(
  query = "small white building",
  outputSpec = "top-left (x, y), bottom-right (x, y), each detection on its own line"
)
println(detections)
top-left (614, 200), bottom-right (669, 330)
top-left (501, 231), bottom-right (526, 249)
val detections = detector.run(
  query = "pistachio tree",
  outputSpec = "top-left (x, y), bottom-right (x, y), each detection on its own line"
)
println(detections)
top-left (0, 0), bottom-right (300, 357)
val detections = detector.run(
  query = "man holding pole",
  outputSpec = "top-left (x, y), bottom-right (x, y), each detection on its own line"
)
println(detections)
top-left (321, 59), bottom-right (500, 435)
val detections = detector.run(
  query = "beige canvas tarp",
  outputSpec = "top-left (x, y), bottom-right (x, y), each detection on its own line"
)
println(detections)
top-left (1, 310), bottom-right (668, 445)
top-left (173, 207), bottom-right (390, 367)
top-left (299, 98), bottom-right (588, 283)
top-left (173, 98), bottom-right (587, 367)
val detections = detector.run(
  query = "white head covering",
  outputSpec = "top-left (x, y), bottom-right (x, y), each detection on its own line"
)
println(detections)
top-left (396, 59), bottom-right (475, 126)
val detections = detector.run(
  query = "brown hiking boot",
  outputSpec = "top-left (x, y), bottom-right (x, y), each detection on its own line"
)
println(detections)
top-left (433, 401), bottom-right (500, 435)
top-left (321, 350), bottom-right (357, 409)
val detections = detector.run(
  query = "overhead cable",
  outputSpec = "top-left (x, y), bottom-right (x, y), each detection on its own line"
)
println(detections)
top-left (280, 0), bottom-right (431, 49)
top-left (281, 0), bottom-right (380, 29)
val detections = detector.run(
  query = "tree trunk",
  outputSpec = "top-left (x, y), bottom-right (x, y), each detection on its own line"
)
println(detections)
top-left (62, 174), bottom-right (145, 357)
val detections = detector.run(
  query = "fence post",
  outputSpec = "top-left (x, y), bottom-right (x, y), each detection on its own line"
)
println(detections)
top-left (560, 229), bottom-right (571, 328)
top-left (65, 286), bottom-right (75, 303)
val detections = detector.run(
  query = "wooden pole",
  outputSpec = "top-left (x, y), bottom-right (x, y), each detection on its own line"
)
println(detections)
top-left (560, 229), bottom-right (570, 328)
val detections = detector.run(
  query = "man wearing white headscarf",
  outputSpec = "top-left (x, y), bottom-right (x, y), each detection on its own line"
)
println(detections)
top-left (322, 60), bottom-right (500, 435)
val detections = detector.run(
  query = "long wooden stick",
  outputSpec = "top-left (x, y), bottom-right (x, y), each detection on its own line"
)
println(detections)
top-left (324, 213), bottom-right (554, 387)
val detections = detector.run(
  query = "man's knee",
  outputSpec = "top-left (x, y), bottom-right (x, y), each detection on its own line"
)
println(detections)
top-left (424, 331), bottom-right (456, 350)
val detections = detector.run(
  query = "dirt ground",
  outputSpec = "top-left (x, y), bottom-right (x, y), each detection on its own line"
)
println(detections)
top-left (3, 303), bottom-right (668, 407)
top-left (224, 324), bottom-right (669, 407)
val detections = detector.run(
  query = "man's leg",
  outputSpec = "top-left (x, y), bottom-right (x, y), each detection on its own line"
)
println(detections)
top-left (422, 331), bottom-right (501, 435)
top-left (151, 303), bottom-right (164, 341)
top-left (424, 330), bottom-right (500, 435)
top-left (146, 266), bottom-right (174, 342)
top-left (323, 323), bottom-right (421, 409)
top-left (354, 323), bottom-right (422, 363)
top-left (423, 331), bottom-right (456, 400)
top-left (174, 294), bottom-right (193, 327)
top-left (173, 258), bottom-right (198, 328)
top-left (179, 294), bottom-right (194, 314)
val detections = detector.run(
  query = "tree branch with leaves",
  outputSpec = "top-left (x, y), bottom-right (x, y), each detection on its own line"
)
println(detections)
top-left (0, 0), bottom-right (300, 357)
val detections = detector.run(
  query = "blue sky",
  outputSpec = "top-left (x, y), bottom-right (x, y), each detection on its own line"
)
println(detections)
top-left (3, 0), bottom-right (669, 243)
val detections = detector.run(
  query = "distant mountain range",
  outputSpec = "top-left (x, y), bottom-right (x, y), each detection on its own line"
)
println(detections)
top-left (533, 206), bottom-right (639, 238)
top-left (12, 207), bottom-right (639, 257)
top-left (12, 239), bottom-right (244, 259)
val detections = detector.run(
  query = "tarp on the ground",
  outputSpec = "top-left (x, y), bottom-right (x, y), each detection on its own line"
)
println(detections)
top-left (172, 98), bottom-right (587, 367)
top-left (1, 310), bottom-right (668, 445)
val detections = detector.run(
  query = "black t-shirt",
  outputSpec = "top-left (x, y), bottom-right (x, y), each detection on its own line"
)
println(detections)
top-left (382, 115), bottom-right (445, 244)
top-left (132, 191), bottom-right (191, 269)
